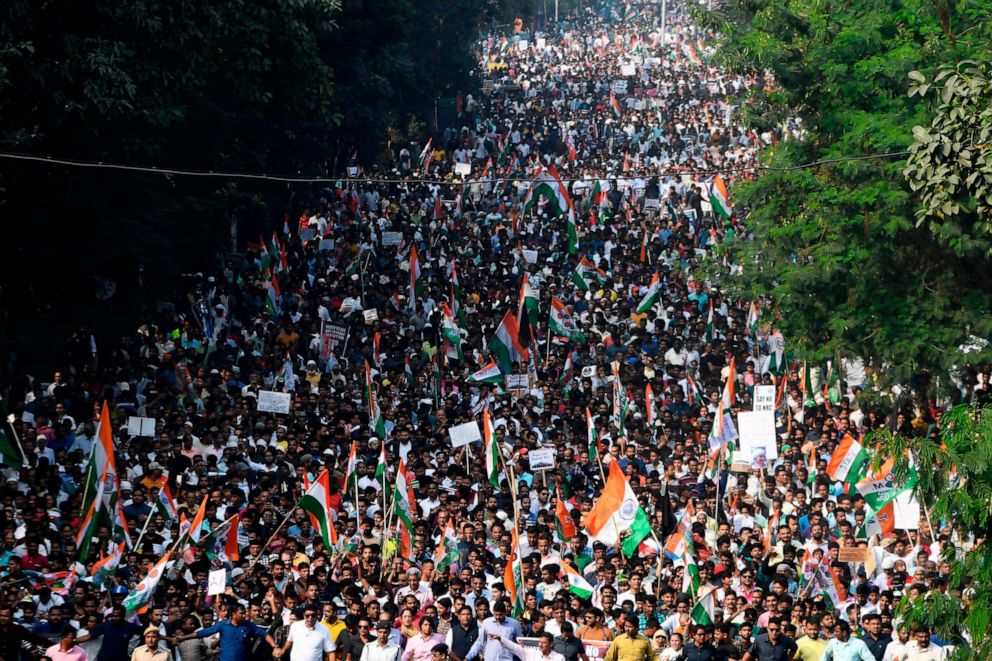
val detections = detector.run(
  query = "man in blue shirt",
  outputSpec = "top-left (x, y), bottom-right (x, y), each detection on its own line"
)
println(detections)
top-left (177, 603), bottom-right (279, 661)
top-left (77, 605), bottom-right (145, 661)
top-left (462, 601), bottom-right (522, 661)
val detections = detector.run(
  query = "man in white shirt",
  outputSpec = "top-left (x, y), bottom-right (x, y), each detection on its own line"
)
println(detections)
top-left (495, 632), bottom-right (565, 661)
top-left (891, 627), bottom-right (950, 661)
top-left (361, 622), bottom-right (401, 661)
top-left (279, 607), bottom-right (336, 661)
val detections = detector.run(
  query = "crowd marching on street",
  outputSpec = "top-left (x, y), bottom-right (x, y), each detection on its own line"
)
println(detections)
top-left (0, 1), bottom-right (974, 661)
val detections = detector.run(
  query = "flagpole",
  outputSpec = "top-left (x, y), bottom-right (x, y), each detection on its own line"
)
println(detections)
top-left (4, 412), bottom-right (28, 464)
top-left (132, 511), bottom-right (157, 551)
top-left (354, 474), bottom-right (363, 581)
top-left (250, 507), bottom-right (297, 570)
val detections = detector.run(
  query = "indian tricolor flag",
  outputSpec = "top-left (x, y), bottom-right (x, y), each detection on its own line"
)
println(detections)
top-left (609, 92), bottom-right (622, 118)
top-left (587, 408), bottom-right (600, 461)
top-left (408, 246), bottom-right (423, 310)
top-left (467, 360), bottom-right (503, 384)
top-left (635, 272), bottom-right (662, 313)
top-left (522, 166), bottom-right (574, 217)
top-left (92, 542), bottom-right (124, 580)
top-left (690, 585), bottom-right (717, 625)
top-left (826, 434), bottom-right (870, 483)
top-left (562, 561), bottom-right (593, 599)
top-left (488, 310), bottom-right (527, 373)
top-left (483, 407), bottom-right (500, 488)
top-left (709, 175), bottom-right (733, 219)
top-left (504, 526), bottom-right (525, 616)
top-left (683, 43), bottom-right (702, 65)
top-left (343, 440), bottom-right (358, 492)
top-left (156, 484), bottom-right (178, 522)
top-left (567, 209), bottom-right (579, 254)
top-left (582, 459), bottom-right (652, 557)
top-left (365, 360), bottom-right (385, 437)
top-left (299, 470), bottom-right (337, 551)
top-left (570, 257), bottom-right (607, 291)
top-left (434, 518), bottom-right (460, 573)
top-left (393, 459), bottom-right (415, 558)
top-left (555, 490), bottom-right (576, 542)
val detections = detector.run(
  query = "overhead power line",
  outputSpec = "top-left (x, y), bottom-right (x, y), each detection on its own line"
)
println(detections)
top-left (0, 150), bottom-right (910, 186)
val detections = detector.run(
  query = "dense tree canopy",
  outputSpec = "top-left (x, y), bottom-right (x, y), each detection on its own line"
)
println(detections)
top-left (0, 0), bottom-right (527, 368)
top-left (695, 0), bottom-right (992, 384)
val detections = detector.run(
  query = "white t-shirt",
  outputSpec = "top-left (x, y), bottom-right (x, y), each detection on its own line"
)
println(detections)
top-left (287, 621), bottom-right (336, 661)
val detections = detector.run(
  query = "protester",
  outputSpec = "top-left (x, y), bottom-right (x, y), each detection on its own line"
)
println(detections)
top-left (0, 1), bottom-right (966, 661)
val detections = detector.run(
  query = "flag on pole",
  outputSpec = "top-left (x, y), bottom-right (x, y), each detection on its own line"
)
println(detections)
top-left (549, 298), bottom-right (586, 344)
top-left (92, 542), bottom-right (124, 582)
top-left (587, 408), bottom-right (600, 461)
top-left (467, 360), bottom-right (504, 384)
top-left (488, 310), bottom-right (527, 373)
top-left (690, 586), bottom-right (717, 624)
top-left (555, 490), bottom-right (576, 542)
top-left (441, 303), bottom-right (465, 362)
top-left (0, 398), bottom-right (23, 469)
top-left (826, 434), bottom-right (870, 484)
top-left (562, 561), bottom-right (593, 599)
top-left (635, 272), bottom-right (662, 313)
top-left (299, 470), bottom-right (337, 551)
top-left (504, 526), bottom-right (525, 616)
top-left (375, 443), bottom-right (387, 480)
top-left (155, 484), bottom-right (179, 522)
top-left (393, 459), bottom-right (415, 559)
top-left (483, 407), bottom-right (500, 488)
top-left (645, 384), bottom-right (656, 427)
top-left (434, 519), bottom-right (460, 574)
top-left (582, 459), bottom-right (652, 557)
top-left (365, 361), bottom-right (385, 437)
top-left (570, 257), bottom-right (607, 291)
top-left (408, 246), bottom-right (423, 311)
top-left (451, 259), bottom-right (466, 324)
top-left (522, 166), bottom-right (574, 217)
top-left (705, 299), bottom-right (715, 342)
top-left (344, 441), bottom-right (358, 492)
top-left (709, 175), bottom-right (732, 219)
top-left (609, 92), bottom-right (622, 118)
top-left (567, 211), bottom-right (579, 254)
top-left (122, 548), bottom-right (173, 615)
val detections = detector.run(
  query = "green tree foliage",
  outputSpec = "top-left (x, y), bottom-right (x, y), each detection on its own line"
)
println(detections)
top-left (905, 60), bottom-right (992, 254)
top-left (694, 0), bottom-right (992, 379)
top-left (871, 404), bottom-right (992, 659)
top-left (0, 0), bottom-right (521, 358)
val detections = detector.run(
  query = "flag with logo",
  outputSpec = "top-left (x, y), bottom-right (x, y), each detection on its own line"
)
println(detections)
top-left (549, 298), bottom-right (586, 344)
top-left (582, 459), bottom-right (652, 557)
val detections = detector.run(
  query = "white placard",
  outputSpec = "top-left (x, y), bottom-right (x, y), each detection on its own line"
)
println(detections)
top-left (347, 166), bottom-right (359, 177)
top-left (207, 569), bottom-right (227, 596)
top-left (737, 410), bottom-right (778, 461)
top-left (448, 421), bottom-right (482, 448)
top-left (643, 198), bottom-right (660, 210)
top-left (536, 38), bottom-right (546, 49)
top-left (894, 490), bottom-right (921, 530)
top-left (381, 231), bottom-right (403, 246)
top-left (610, 80), bottom-right (628, 94)
top-left (318, 239), bottom-right (335, 251)
top-left (127, 416), bottom-right (157, 437)
top-left (454, 162), bottom-right (472, 176)
top-left (620, 64), bottom-right (637, 77)
top-left (529, 448), bottom-right (556, 471)
top-left (753, 385), bottom-right (776, 412)
top-left (517, 40), bottom-right (529, 52)
top-left (505, 374), bottom-right (529, 390)
top-left (522, 249), bottom-right (538, 264)
top-left (363, 309), bottom-right (378, 324)
top-left (257, 390), bottom-right (292, 414)
top-left (581, 366), bottom-right (596, 378)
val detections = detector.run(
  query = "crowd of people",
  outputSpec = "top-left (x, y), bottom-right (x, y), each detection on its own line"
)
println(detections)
top-left (0, 1), bottom-right (971, 661)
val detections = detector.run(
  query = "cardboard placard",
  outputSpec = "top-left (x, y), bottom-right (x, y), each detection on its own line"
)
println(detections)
top-left (319, 322), bottom-right (349, 361)
top-left (454, 162), bottom-right (472, 176)
top-left (643, 198), bottom-right (661, 210)
top-left (753, 385), bottom-right (776, 412)
top-left (620, 64), bottom-right (637, 77)
top-left (894, 490), bottom-right (921, 530)
top-left (381, 231), bottom-right (403, 246)
top-left (522, 249), bottom-right (538, 264)
top-left (838, 547), bottom-right (869, 563)
top-left (318, 239), bottom-right (335, 251)
top-left (363, 309), bottom-right (379, 324)
top-left (448, 421), bottom-right (482, 448)
top-left (207, 568), bottom-right (227, 595)
top-left (737, 410), bottom-right (778, 461)
top-left (505, 374), bottom-right (529, 391)
top-left (528, 448), bottom-right (556, 471)
top-left (127, 416), bottom-right (157, 437)
top-left (298, 229), bottom-right (317, 242)
top-left (257, 390), bottom-right (291, 414)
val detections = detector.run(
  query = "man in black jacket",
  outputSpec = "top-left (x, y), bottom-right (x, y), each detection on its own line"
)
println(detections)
top-left (0, 605), bottom-right (53, 661)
